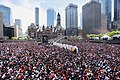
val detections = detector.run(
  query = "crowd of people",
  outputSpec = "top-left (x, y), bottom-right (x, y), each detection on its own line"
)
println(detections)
top-left (0, 40), bottom-right (119, 80)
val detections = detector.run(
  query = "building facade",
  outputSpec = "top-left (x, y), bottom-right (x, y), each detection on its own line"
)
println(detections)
top-left (112, 20), bottom-right (120, 30)
top-left (13, 25), bottom-right (23, 38)
top-left (15, 19), bottom-right (21, 27)
top-left (35, 7), bottom-right (39, 27)
top-left (0, 5), bottom-right (11, 26)
top-left (65, 3), bottom-right (78, 36)
top-left (82, 1), bottom-right (101, 38)
top-left (101, 0), bottom-right (112, 29)
top-left (114, 0), bottom-right (120, 21)
top-left (100, 14), bottom-right (108, 33)
top-left (55, 13), bottom-right (64, 36)
top-left (28, 23), bottom-right (38, 39)
top-left (28, 25), bottom-right (57, 40)
top-left (0, 12), bottom-right (3, 38)
top-left (3, 27), bottom-right (14, 39)
top-left (112, 0), bottom-right (120, 30)
top-left (47, 8), bottom-right (55, 27)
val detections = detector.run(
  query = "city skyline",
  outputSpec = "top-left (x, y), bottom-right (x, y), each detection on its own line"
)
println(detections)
top-left (0, 0), bottom-right (114, 33)
top-left (0, 0), bottom-right (91, 33)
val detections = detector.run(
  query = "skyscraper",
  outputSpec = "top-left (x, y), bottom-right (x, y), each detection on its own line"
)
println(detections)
top-left (47, 8), bottom-right (55, 27)
top-left (65, 3), bottom-right (78, 36)
top-left (0, 12), bottom-right (3, 38)
top-left (82, 1), bottom-right (101, 38)
top-left (15, 19), bottom-right (21, 27)
top-left (112, 0), bottom-right (120, 30)
top-left (35, 7), bottom-right (39, 26)
top-left (101, 0), bottom-right (112, 29)
top-left (0, 4), bottom-right (11, 26)
top-left (114, 0), bottom-right (120, 21)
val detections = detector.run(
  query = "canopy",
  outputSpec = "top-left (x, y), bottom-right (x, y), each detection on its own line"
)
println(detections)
top-left (93, 37), bottom-right (99, 40)
top-left (53, 42), bottom-right (78, 53)
top-left (112, 34), bottom-right (120, 38)
top-left (101, 35), bottom-right (111, 40)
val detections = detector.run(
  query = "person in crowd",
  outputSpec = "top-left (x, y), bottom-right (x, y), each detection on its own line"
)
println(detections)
top-left (0, 40), bottom-right (119, 80)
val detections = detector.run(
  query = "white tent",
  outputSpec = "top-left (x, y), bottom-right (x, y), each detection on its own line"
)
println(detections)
top-left (112, 34), bottom-right (120, 40)
top-left (101, 35), bottom-right (111, 40)
top-left (93, 37), bottom-right (99, 40)
top-left (112, 34), bottom-right (120, 38)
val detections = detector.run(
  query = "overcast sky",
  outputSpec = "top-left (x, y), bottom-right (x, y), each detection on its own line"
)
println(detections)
top-left (0, 0), bottom-right (113, 33)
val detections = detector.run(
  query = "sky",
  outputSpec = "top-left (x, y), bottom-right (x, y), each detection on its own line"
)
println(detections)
top-left (0, 0), bottom-right (114, 34)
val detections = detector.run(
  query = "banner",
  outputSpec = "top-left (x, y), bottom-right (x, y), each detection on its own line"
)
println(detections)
top-left (53, 42), bottom-right (78, 53)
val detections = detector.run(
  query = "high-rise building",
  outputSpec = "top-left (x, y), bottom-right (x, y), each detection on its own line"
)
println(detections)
top-left (82, 1), bottom-right (101, 38)
top-left (35, 7), bottom-right (39, 27)
top-left (100, 14), bottom-right (108, 33)
top-left (13, 25), bottom-right (23, 38)
top-left (111, 0), bottom-right (120, 30)
top-left (114, 0), bottom-right (120, 21)
top-left (65, 3), bottom-right (78, 36)
top-left (101, 0), bottom-right (112, 29)
top-left (15, 19), bottom-right (21, 27)
top-left (47, 8), bottom-right (55, 27)
top-left (0, 12), bottom-right (3, 38)
top-left (14, 19), bottom-right (23, 38)
top-left (0, 4), bottom-right (11, 26)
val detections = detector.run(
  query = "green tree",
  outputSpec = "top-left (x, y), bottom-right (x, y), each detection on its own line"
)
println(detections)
top-left (27, 36), bottom-right (30, 39)
top-left (11, 37), bottom-right (18, 40)
top-left (107, 30), bottom-right (120, 37)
